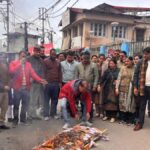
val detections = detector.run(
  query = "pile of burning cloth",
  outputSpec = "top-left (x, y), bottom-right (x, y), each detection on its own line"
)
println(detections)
top-left (33, 125), bottom-right (108, 150)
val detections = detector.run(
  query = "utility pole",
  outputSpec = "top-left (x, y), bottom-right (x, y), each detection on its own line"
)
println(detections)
top-left (50, 31), bottom-right (53, 44)
top-left (18, 22), bottom-right (29, 52)
top-left (24, 22), bottom-right (28, 52)
top-left (6, 0), bottom-right (10, 52)
top-left (49, 30), bottom-right (56, 45)
top-left (39, 7), bottom-right (47, 44)
top-left (0, 0), bottom-right (10, 52)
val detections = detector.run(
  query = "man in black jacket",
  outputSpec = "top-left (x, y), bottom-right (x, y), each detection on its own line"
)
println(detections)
top-left (28, 45), bottom-right (45, 120)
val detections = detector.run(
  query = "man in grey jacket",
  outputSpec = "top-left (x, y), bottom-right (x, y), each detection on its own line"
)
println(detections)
top-left (75, 51), bottom-right (99, 123)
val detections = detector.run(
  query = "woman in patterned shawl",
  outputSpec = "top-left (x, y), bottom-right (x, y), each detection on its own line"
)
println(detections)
top-left (116, 57), bottom-right (136, 125)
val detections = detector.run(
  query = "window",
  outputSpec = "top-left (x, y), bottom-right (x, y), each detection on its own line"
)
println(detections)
top-left (91, 23), bottom-right (106, 37)
top-left (63, 31), bottom-right (67, 37)
top-left (78, 24), bottom-right (83, 36)
top-left (112, 26), bottom-right (126, 38)
top-left (72, 26), bottom-right (78, 37)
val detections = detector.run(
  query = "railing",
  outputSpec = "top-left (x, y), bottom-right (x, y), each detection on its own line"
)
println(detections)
top-left (103, 40), bottom-right (150, 56)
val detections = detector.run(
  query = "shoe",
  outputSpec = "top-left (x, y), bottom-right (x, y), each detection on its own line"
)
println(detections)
top-left (95, 113), bottom-right (99, 117)
top-left (148, 112), bottom-right (150, 118)
top-left (119, 120), bottom-right (126, 124)
top-left (102, 116), bottom-right (108, 121)
top-left (27, 118), bottom-right (33, 124)
top-left (110, 118), bottom-right (115, 123)
top-left (89, 118), bottom-right (93, 123)
top-left (20, 121), bottom-right (30, 126)
top-left (44, 117), bottom-right (50, 121)
top-left (36, 108), bottom-right (43, 117)
top-left (85, 121), bottom-right (93, 127)
top-left (62, 123), bottom-right (70, 130)
top-left (127, 123), bottom-right (132, 126)
top-left (99, 114), bottom-right (104, 119)
top-left (134, 124), bottom-right (142, 131)
top-left (8, 118), bottom-right (13, 123)
top-left (12, 121), bottom-right (18, 128)
top-left (0, 125), bottom-right (10, 129)
top-left (54, 115), bottom-right (60, 120)
top-left (33, 117), bottom-right (42, 120)
top-left (80, 121), bottom-right (86, 126)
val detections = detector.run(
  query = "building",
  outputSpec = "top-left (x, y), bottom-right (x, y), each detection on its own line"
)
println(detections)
top-left (0, 32), bottom-right (40, 53)
top-left (59, 3), bottom-right (150, 54)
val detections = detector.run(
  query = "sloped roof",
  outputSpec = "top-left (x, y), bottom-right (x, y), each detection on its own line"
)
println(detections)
top-left (3, 32), bottom-right (40, 39)
top-left (92, 3), bottom-right (123, 14)
top-left (113, 5), bottom-right (150, 13)
top-left (92, 3), bottom-right (150, 14)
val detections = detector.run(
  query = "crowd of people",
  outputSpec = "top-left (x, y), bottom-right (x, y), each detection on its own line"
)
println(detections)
top-left (0, 45), bottom-right (149, 131)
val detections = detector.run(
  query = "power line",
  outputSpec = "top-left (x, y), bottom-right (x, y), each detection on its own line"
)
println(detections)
top-left (49, 0), bottom-right (71, 15)
top-left (30, 22), bottom-right (50, 31)
top-left (48, 0), bottom-right (79, 18)
top-left (9, 10), bottom-right (28, 22)
top-left (71, 0), bottom-right (79, 7)
top-left (30, 0), bottom-right (62, 23)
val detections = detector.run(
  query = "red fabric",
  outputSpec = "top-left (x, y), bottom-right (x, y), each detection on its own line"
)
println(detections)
top-left (59, 80), bottom-right (92, 117)
top-left (28, 43), bottom-right (53, 56)
top-left (9, 60), bottom-right (42, 90)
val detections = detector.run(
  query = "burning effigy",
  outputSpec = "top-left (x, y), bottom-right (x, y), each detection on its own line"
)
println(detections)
top-left (33, 125), bottom-right (107, 150)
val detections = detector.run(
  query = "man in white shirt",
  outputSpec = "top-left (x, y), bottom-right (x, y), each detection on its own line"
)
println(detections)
top-left (61, 51), bottom-right (78, 85)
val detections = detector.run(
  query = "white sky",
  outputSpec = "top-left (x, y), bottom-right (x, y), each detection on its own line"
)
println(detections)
top-left (1, 0), bottom-right (150, 48)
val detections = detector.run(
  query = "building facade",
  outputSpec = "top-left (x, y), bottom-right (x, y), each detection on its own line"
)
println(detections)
top-left (60, 3), bottom-right (150, 54)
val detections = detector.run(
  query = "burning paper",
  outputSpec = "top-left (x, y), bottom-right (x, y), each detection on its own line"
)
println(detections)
top-left (33, 125), bottom-right (107, 150)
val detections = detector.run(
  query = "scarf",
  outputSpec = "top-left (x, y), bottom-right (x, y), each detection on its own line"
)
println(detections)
top-left (139, 59), bottom-right (148, 96)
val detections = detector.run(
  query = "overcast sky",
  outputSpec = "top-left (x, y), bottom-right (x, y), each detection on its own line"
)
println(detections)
top-left (1, 0), bottom-right (150, 47)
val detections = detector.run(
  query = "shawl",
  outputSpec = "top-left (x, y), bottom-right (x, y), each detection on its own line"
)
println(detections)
top-left (139, 59), bottom-right (148, 96)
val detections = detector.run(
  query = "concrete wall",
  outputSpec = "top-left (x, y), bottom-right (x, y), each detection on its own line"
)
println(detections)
top-left (0, 36), bottom-right (38, 53)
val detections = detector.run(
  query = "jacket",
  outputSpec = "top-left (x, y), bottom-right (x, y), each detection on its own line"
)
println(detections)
top-left (44, 58), bottom-right (62, 83)
top-left (61, 60), bottom-right (78, 83)
top-left (27, 55), bottom-right (45, 78)
top-left (59, 80), bottom-right (92, 117)
top-left (9, 60), bottom-right (42, 90)
top-left (0, 62), bottom-right (10, 92)
top-left (75, 62), bottom-right (99, 88)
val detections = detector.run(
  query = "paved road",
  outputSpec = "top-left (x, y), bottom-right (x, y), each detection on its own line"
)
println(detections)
top-left (0, 116), bottom-right (150, 150)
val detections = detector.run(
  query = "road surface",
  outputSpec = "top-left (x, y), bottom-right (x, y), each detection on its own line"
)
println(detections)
top-left (0, 116), bottom-right (150, 150)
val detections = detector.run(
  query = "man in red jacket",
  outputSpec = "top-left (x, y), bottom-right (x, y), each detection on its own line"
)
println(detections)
top-left (59, 79), bottom-right (92, 129)
top-left (9, 51), bottom-right (47, 126)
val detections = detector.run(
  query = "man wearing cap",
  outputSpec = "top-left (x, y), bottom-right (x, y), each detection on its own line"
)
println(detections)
top-left (28, 45), bottom-right (45, 120)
